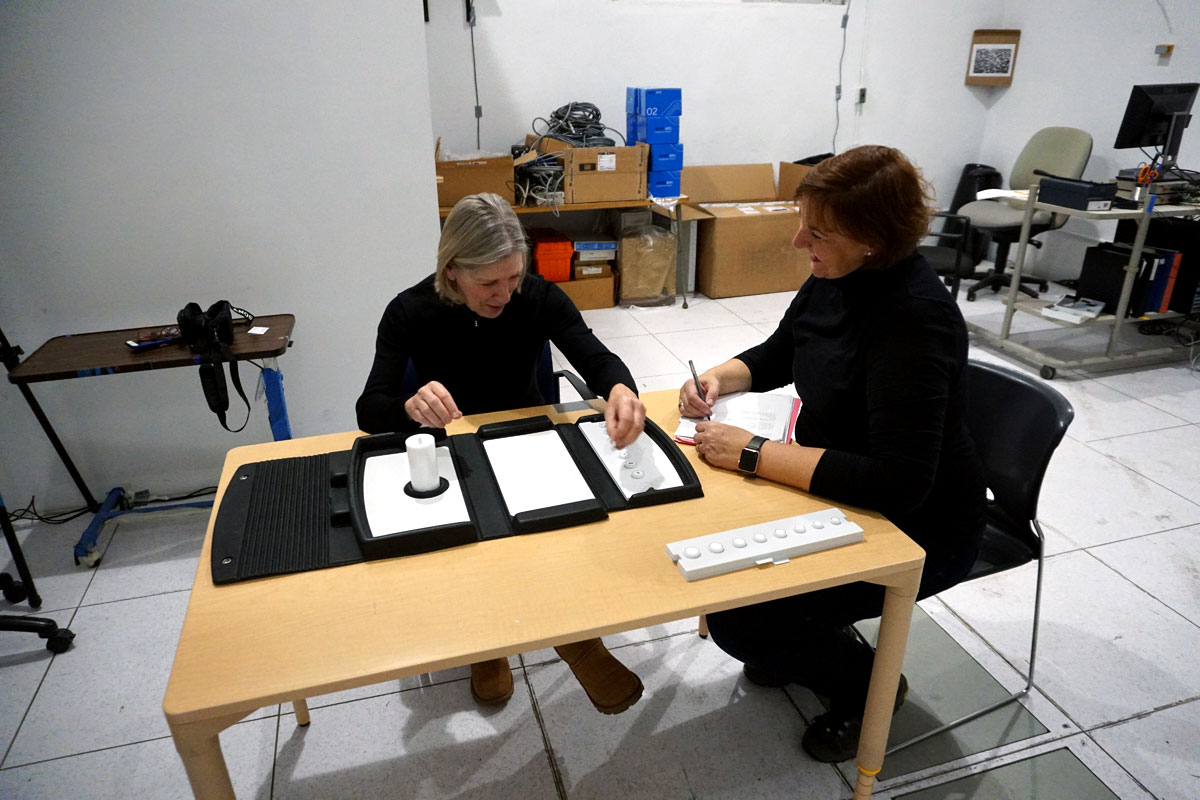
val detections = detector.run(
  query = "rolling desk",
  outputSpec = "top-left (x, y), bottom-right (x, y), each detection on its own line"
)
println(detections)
top-left (968, 185), bottom-right (1200, 378)
top-left (162, 390), bottom-right (925, 800)
top-left (3, 315), bottom-right (295, 565)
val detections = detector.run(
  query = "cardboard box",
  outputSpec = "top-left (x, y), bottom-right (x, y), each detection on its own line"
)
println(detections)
top-left (649, 143), bottom-right (684, 172)
top-left (519, 136), bottom-right (648, 204)
top-left (636, 115), bottom-right (680, 144)
top-left (682, 162), bottom-right (812, 298)
top-left (435, 140), bottom-right (514, 207)
top-left (648, 170), bottom-right (681, 198)
top-left (627, 87), bottom-right (683, 117)
top-left (558, 275), bottom-right (615, 310)
top-left (573, 262), bottom-right (613, 280)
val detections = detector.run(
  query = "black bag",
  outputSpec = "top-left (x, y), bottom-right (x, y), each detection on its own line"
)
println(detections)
top-left (177, 301), bottom-right (254, 432)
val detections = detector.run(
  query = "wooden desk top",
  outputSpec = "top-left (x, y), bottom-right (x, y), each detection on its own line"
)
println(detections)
top-left (7, 314), bottom-right (294, 384)
top-left (163, 391), bottom-right (925, 724)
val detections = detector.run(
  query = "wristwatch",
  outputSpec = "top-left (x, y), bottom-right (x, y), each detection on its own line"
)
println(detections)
top-left (738, 435), bottom-right (769, 476)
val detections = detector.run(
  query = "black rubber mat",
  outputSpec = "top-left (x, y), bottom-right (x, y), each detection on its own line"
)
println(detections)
top-left (212, 453), bottom-right (362, 584)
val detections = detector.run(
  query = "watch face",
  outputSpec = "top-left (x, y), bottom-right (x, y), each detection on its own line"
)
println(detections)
top-left (739, 445), bottom-right (759, 474)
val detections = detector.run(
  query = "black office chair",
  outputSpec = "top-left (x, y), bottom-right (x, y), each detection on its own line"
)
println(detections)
top-left (920, 213), bottom-right (977, 300)
top-left (2, 499), bottom-right (76, 653)
top-left (401, 341), bottom-right (596, 405)
top-left (960, 127), bottom-right (1093, 301)
top-left (888, 359), bottom-right (1073, 754)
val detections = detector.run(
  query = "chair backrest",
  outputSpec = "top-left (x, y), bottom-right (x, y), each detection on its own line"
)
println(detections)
top-left (965, 360), bottom-right (1074, 540)
top-left (401, 341), bottom-right (559, 405)
top-left (1009, 127), bottom-right (1093, 191)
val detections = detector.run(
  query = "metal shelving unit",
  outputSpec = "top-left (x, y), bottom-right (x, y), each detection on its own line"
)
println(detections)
top-left (966, 184), bottom-right (1199, 378)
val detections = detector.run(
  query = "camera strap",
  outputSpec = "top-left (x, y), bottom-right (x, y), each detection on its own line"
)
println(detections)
top-left (198, 344), bottom-right (251, 433)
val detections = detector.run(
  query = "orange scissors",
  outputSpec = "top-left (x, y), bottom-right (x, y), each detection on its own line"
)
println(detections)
top-left (1137, 162), bottom-right (1160, 183)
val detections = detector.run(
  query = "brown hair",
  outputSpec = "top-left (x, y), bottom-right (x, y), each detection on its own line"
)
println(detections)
top-left (794, 145), bottom-right (934, 269)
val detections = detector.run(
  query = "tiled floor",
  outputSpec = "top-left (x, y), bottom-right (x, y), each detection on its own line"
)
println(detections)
top-left (3, 286), bottom-right (1199, 799)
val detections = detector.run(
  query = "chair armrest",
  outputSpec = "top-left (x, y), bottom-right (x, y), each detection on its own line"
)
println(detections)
top-left (554, 369), bottom-right (598, 401)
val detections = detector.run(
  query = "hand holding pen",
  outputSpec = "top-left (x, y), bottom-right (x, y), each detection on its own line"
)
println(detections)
top-left (679, 359), bottom-right (716, 420)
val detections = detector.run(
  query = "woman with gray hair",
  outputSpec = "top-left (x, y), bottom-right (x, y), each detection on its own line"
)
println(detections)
top-left (356, 192), bottom-right (645, 715)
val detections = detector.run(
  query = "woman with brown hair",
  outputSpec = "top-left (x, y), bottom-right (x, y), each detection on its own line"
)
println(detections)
top-left (679, 145), bottom-right (986, 762)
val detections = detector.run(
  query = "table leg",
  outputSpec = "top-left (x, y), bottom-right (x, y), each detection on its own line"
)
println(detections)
top-left (853, 567), bottom-right (922, 799)
top-left (292, 698), bottom-right (311, 726)
top-left (169, 711), bottom-right (245, 800)
top-left (261, 360), bottom-right (292, 441)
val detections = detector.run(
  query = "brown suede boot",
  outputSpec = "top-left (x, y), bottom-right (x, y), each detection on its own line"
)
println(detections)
top-left (470, 658), bottom-right (514, 705)
top-left (555, 638), bottom-right (643, 715)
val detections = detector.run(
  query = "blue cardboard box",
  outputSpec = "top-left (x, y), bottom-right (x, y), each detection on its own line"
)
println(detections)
top-left (647, 170), bottom-right (681, 198)
top-left (636, 115), bottom-right (680, 145)
top-left (649, 143), bottom-right (684, 172)
top-left (639, 88), bottom-right (682, 117)
top-left (626, 87), bottom-right (683, 117)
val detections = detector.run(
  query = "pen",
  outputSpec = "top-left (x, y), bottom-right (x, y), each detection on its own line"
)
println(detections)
top-left (688, 359), bottom-right (710, 421)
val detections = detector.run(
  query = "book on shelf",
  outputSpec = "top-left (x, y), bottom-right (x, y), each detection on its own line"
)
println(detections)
top-left (1040, 294), bottom-right (1106, 324)
top-left (675, 391), bottom-right (802, 445)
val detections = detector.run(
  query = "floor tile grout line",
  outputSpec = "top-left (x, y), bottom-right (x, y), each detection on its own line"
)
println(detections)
top-left (1078, 730), bottom-right (1160, 800)
top-left (1085, 693), bottom-right (1200, 734)
top-left (269, 708), bottom-right (281, 800)
top-left (517, 652), bottom-right (569, 800)
top-left (1077, 547), bottom-right (1200, 634)
top-left (1077, 436), bottom-right (1200, 513)
top-left (1, 519), bottom-right (117, 769)
top-left (931, 593), bottom-right (1091, 733)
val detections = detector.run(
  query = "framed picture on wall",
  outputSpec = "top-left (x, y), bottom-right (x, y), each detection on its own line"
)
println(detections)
top-left (966, 29), bottom-right (1020, 86)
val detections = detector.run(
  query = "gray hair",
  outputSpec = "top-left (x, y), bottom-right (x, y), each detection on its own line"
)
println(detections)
top-left (435, 193), bottom-right (529, 304)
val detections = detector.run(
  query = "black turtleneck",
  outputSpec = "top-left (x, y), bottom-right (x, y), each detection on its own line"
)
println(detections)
top-left (355, 273), bottom-right (635, 434)
top-left (736, 252), bottom-right (985, 567)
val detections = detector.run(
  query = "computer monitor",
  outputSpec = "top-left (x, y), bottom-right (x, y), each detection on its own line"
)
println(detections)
top-left (1113, 82), bottom-right (1198, 173)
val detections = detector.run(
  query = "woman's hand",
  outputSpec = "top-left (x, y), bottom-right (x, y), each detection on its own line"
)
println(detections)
top-left (693, 422), bottom-right (754, 471)
top-left (679, 372), bottom-right (720, 419)
top-left (404, 380), bottom-right (462, 428)
top-left (604, 383), bottom-right (646, 449)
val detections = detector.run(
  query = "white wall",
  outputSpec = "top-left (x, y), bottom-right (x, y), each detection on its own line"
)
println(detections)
top-left (427, 0), bottom-right (1200, 277)
top-left (0, 2), bottom-right (439, 509)
top-left (427, 0), bottom-right (1004, 203)
top-left (3, 0), bottom-right (1199, 512)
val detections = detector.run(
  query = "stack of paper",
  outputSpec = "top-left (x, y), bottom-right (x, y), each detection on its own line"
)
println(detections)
top-left (1041, 294), bottom-right (1106, 324)
top-left (675, 392), bottom-right (802, 445)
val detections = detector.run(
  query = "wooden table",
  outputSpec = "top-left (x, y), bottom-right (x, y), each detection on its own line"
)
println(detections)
top-left (163, 391), bottom-right (924, 799)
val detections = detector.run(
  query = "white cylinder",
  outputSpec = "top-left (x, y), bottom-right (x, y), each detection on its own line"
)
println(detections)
top-left (406, 433), bottom-right (439, 492)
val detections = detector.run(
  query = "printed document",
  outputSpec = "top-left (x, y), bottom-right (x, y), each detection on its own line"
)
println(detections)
top-left (675, 392), bottom-right (802, 445)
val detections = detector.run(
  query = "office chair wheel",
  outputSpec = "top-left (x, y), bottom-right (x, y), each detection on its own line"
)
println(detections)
top-left (1040, 365), bottom-right (1057, 380)
top-left (46, 628), bottom-right (75, 654)
top-left (966, 291), bottom-right (977, 302)
top-left (1039, 282), bottom-right (1049, 292)
top-left (2, 576), bottom-right (30, 605)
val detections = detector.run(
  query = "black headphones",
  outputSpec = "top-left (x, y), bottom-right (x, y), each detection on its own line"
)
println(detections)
top-left (177, 301), bottom-right (254, 431)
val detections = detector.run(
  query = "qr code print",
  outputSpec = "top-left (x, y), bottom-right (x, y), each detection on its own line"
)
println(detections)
top-left (972, 47), bottom-right (1012, 75)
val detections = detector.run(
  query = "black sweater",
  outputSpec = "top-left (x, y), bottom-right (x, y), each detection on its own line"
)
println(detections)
top-left (356, 273), bottom-right (636, 434)
top-left (737, 253), bottom-right (985, 574)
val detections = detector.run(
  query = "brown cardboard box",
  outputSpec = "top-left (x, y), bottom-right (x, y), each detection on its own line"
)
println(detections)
top-left (557, 276), bottom-right (615, 310)
top-left (435, 140), bottom-right (514, 207)
top-left (682, 162), bottom-right (812, 298)
top-left (573, 262), bottom-right (613, 280)
top-left (519, 136), bottom-right (648, 204)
